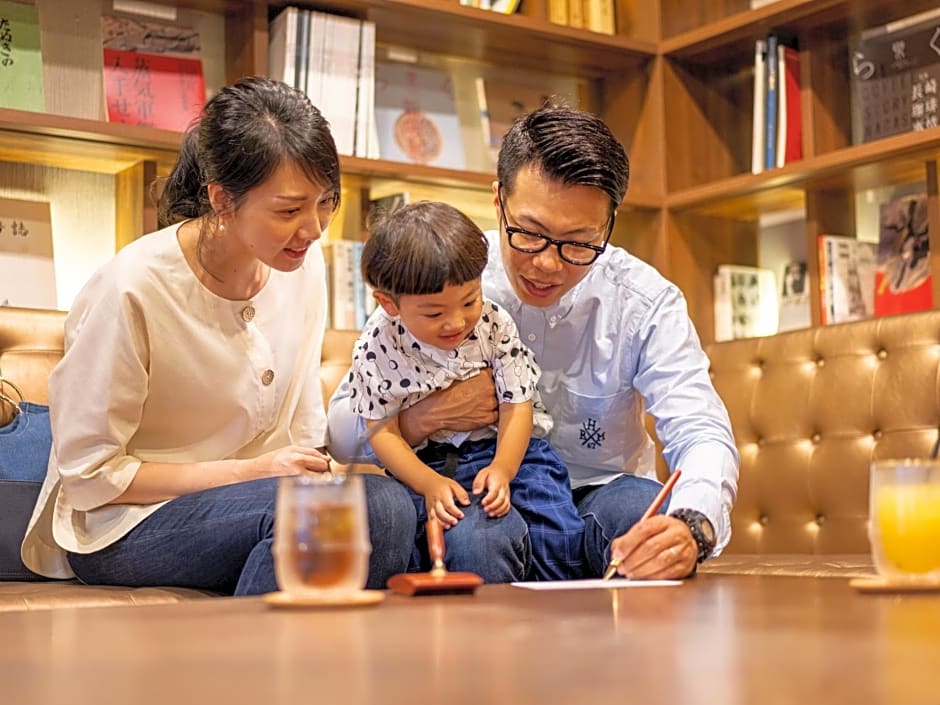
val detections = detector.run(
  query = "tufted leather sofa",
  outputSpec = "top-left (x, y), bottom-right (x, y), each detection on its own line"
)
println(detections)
top-left (700, 309), bottom-right (940, 578)
top-left (4, 306), bottom-right (937, 607)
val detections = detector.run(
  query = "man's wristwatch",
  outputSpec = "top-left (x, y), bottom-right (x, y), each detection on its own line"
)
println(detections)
top-left (670, 508), bottom-right (716, 564)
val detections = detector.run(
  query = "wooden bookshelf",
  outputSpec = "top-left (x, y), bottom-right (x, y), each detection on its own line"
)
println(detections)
top-left (658, 0), bottom-right (940, 340)
top-left (2, 0), bottom-right (937, 337)
top-left (0, 109), bottom-right (181, 174)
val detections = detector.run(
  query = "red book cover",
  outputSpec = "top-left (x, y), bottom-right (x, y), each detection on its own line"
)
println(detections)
top-left (782, 44), bottom-right (802, 163)
top-left (101, 16), bottom-right (205, 132)
top-left (103, 49), bottom-right (204, 130)
top-left (875, 193), bottom-right (932, 317)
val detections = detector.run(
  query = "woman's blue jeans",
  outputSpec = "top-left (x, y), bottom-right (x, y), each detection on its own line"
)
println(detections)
top-left (67, 474), bottom-right (417, 595)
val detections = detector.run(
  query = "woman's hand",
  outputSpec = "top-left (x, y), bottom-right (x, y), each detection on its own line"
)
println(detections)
top-left (246, 445), bottom-right (332, 480)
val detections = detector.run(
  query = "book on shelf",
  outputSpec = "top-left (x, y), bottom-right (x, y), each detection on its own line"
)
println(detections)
top-left (752, 33), bottom-right (801, 172)
top-left (775, 40), bottom-right (802, 167)
top-left (268, 6), bottom-right (298, 89)
top-left (366, 192), bottom-right (410, 228)
top-left (713, 265), bottom-right (778, 342)
top-left (817, 235), bottom-right (876, 325)
top-left (295, 7), bottom-right (310, 94)
top-left (763, 33), bottom-right (778, 170)
top-left (584, 0), bottom-right (615, 35)
top-left (268, 7), bottom-right (377, 159)
top-left (875, 192), bottom-right (932, 317)
top-left (547, 0), bottom-right (568, 26)
top-left (751, 38), bottom-right (767, 174)
top-left (355, 20), bottom-right (378, 159)
top-left (568, 0), bottom-right (584, 29)
top-left (547, 0), bottom-right (615, 32)
top-left (489, 0), bottom-right (522, 13)
top-left (322, 239), bottom-right (370, 331)
top-left (313, 12), bottom-right (362, 156)
top-left (0, 198), bottom-right (56, 309)
top-left (101, 15), bottom-right (205, 131)
top-left (849, 7), bottom-right (940, 145)
top-left (777, 260), bottom-right (811, 332)
top-left (459, 0), bottom-right (521, 11)
top-left (476, 78), bottom-right (552, 170)
top-left (0, 0), bottom-right (45, 112)
top-left (374, 62), bottom-right (466, 170)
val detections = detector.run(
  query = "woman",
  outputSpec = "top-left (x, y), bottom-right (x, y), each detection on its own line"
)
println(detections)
top-left (20, 77), bottom-right (416, 595)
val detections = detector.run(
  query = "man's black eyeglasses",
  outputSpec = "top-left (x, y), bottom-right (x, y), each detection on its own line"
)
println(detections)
top-left (497, 183), bottom-right (613, 266)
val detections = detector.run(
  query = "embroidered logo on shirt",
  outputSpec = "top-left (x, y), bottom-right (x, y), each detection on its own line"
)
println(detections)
top-left (580, 418), bottom-right (606, 449)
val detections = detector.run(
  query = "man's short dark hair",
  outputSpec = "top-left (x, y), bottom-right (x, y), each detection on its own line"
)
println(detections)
top-left (496, 100), bottom-right (629, 215)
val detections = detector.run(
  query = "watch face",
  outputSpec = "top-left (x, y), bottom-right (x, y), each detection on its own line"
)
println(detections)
top-left (699, 517), bottom-right (716, 544)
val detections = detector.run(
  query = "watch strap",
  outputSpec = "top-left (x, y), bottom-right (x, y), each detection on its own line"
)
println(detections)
top-left (670, 508), bottom-right (715, 564)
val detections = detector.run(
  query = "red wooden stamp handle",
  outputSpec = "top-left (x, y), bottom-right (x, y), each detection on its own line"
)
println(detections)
top-left (426, 519), bottom-right (445, 563)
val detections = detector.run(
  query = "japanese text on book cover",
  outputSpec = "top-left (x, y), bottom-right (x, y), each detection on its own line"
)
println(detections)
top-left (101, 15), bottom-right (205, 131)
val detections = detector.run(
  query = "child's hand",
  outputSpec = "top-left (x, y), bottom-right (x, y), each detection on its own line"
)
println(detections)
top-left (472, 464), bottom-right (512, 517)
top-left (423, 475), bottom-right (471, 527)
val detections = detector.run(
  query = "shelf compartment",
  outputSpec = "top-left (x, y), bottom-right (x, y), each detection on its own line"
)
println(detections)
top-left (0, 110), bottom-right (181, 175)
top-left (666, 128), bottom-right (940, 218)
top-left (661, 0), bottom-right (940, 58)
top-left (267, 0), bottom-right (655, 75)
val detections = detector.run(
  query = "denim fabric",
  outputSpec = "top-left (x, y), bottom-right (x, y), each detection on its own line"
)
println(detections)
top-left (576, 474), bottom-right (672, 578)
top-left (412, 497), bottom-right (531, 584)
top-left (67, 474), bottom-right (416, 595)
top-left (0, 403), bottom-right (52, 481)
top-left (0, 480), bottom-right (45, 581)
top-left (0, 403), bottom-right (51, 581)
top-left (412, 436), bottom-right (582, 581)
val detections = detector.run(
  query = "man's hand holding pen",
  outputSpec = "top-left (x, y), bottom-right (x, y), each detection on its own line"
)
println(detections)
top-left (605, 515), bottom-right (699, 580)
top-left (602, 469), bottom-right (701, 581)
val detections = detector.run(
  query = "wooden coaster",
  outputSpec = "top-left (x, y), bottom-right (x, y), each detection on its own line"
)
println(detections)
top-left (262, 589), bottom-right (386, 608)
top-left (849, 577), bottom-right (940, 594)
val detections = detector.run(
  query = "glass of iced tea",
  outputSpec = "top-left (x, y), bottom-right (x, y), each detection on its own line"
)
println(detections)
top-left (274, 474), bottom-right (371, 598)
top-left (869, 459), bottom-right (940, 583)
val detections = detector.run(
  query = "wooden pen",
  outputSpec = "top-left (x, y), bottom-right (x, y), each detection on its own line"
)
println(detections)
top-left (602, 469), bottom-right (682, 580)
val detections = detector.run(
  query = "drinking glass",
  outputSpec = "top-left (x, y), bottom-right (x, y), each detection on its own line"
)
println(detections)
top-left (869, 459), bottom-right (940, 583)
top-left (274, 474), bottom-right (371, 597)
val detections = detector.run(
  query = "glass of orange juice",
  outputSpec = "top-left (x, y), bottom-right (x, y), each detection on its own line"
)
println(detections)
top-left (870, 459), bottom-right (940, 583)
top-left (274, 474), bottom-right (372, 598)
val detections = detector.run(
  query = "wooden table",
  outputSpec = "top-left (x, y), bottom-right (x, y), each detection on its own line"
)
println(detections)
top-left (2, 574), bottom-right (939, 705)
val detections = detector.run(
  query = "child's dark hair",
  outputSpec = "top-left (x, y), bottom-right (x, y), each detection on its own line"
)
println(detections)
top-left (361, 201), bottom-right (488, 298)
top-left (157, 76), bottom-right (340, 227)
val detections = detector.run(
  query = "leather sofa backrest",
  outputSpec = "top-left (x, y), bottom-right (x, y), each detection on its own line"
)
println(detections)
top-left (0, 308), bottom-right (364, 428)
top-left (705, 309), bottom-right (940, 555)
top-left (0, 307), bottom-right (64, 427)
top-left (6, 306), bottom-right (940, 557)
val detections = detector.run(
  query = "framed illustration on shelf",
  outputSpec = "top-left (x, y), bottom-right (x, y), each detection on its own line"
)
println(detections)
top-left (875, 192), bottom-right (932, 317)
top-left (0, 199), bottom-right (56, 310)
top-left (374, 62), bottom-right (466, 170)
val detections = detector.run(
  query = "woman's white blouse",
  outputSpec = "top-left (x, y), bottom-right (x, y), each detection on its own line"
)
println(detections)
top-left (21, 223), bottom-right (327, 578)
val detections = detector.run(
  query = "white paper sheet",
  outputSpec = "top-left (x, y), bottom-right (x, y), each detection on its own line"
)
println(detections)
top-left (511, 579), bottom-right (682, 591)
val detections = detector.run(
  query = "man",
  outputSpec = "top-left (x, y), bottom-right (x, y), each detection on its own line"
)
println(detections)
top-left (329, 103), bottom-right (739, 581)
